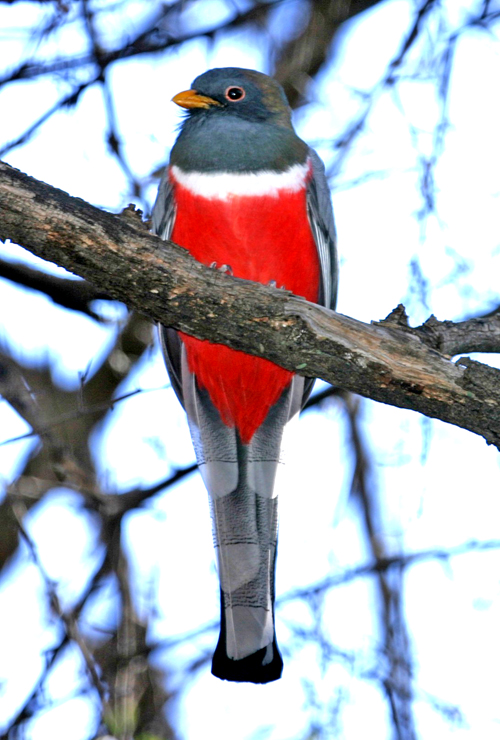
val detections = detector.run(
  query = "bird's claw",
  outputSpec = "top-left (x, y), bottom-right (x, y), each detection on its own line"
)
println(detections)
top-left (267, 280), bottom-right (286, 289)
top-left (210, 261), bottom-right (233, 275)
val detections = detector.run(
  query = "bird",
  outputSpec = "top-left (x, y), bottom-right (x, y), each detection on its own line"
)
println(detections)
top-left (152, 67), bottom-right (337, 684)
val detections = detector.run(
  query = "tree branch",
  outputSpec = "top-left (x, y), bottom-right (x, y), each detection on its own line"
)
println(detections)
top-left (0, 255), bottom-right (108, 317)
top-left (1, 160), bottom-right (500, 447)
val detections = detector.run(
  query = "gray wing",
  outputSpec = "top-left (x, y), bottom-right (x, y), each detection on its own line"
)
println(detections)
top-left (151, 167), bottom-right (185, 406)
top-left (152, 166), bottom-right (176, 241)
top-left (300, 149), bottom-right (338, 406)
top-left (307, 148), bottom-right (338, 311)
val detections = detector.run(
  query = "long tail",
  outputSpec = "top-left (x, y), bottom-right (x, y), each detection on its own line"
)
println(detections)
top-left (181, 348), bottom-right (303, 683)
top-left (210, 436), bottom-right (282, 683)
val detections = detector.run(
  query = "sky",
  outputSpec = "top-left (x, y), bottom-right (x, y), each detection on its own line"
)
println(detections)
top-left (0, 1), bottom-right (500, 739)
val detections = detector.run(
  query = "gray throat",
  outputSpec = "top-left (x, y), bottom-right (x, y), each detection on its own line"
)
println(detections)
top-left (170, 113), bottom-right (308, 173)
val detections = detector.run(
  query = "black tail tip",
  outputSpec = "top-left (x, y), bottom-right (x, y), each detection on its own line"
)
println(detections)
top-left (211, 641), bottom-right (283, 684)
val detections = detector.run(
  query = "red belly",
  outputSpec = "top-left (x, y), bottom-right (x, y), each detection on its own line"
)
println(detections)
top-left (172, 180), bottom-right (320, 443)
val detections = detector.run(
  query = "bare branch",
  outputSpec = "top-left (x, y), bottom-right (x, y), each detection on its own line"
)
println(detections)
top-left (157, 537), bottom-right (500, 651)
top-left (1, 160), bottom-right (500, 448)
top-left (273, 0), bottom-right (387, 108)
top-left (11, 502), bottom-right (110, 707)
top-left (342, 392), bottom-right (416, 739)
top-left (0, 255), bottom-right (108, 317)
top-left (414, 310), bottom-right (500, 356)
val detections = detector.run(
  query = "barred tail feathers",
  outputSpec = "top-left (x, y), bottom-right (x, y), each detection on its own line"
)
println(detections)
top-left (181, 347), bottom-right (304, 683)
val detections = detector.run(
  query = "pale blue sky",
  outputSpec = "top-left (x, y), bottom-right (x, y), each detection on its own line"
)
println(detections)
top-left (1, 1), bottom-right (500, 738)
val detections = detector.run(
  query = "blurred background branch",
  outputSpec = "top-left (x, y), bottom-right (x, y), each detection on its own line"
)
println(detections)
top-left (0, 1), bottom-right (499, 739)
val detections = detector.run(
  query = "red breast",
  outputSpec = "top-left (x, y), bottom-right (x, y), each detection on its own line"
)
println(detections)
top-left (170, 163), bottom-right (320, 443)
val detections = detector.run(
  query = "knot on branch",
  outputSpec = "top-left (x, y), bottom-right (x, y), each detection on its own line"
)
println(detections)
top-left (375, 304), bottom-right (410, 328)
top-left (118, 204), bottom-right (149, 231)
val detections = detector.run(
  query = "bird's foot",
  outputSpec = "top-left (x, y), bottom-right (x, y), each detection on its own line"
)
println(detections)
top-left (267, 279), bottom-right (286, 289)
top-left (210, 262), bottom-right (233, 275)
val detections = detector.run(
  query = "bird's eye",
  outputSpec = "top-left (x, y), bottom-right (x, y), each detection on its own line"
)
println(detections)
top-left (225, 86), bottom-right (245, 102)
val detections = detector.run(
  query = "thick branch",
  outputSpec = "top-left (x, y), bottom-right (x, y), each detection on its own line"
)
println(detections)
top-left (1, 161), bottom-right (500, 447)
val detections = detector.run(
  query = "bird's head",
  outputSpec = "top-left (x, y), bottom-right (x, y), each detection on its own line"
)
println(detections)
top-left (169, 68), bottom-right (307, 173)
top-left (172, 68), bottom-right (293, 128)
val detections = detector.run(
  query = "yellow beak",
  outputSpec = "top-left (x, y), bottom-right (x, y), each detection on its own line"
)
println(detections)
top-left (172, 89), bottom-right (221, 109)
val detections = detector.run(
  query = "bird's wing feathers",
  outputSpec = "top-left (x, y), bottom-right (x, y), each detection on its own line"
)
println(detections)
top-left (306, 148), bottom-right (338, 311)
top-left (151, 168), bottom-right (176, 241)
top-left (299, 148), bottom-right (337, 407)
top-left (152, 169), bottom-right (185, 407)
top-left (159, 327), bottom-right (184, 406)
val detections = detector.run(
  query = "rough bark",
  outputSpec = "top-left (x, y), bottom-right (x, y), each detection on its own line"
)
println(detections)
top-left (1, 160), bottom-right (500, 447)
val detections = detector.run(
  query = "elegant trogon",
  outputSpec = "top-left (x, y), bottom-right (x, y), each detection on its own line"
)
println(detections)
top-left (152, 67), bottom-right (338, 684)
